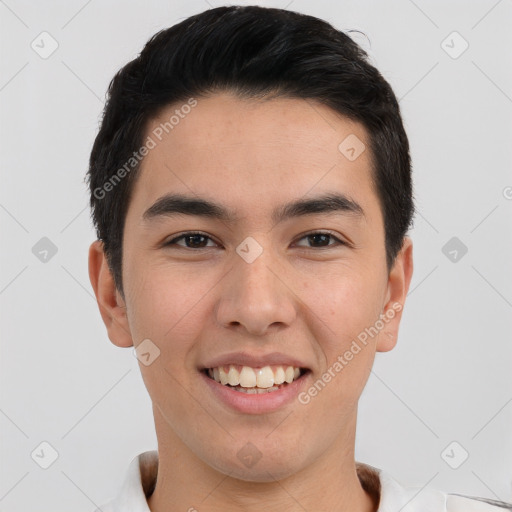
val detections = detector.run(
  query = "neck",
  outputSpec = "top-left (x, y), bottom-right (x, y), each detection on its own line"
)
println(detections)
top-left (147, 407), bottom-right (377, 512)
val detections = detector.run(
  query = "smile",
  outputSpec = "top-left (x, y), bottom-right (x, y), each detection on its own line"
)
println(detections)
top-left (204, 364), bottom-right (308, 394)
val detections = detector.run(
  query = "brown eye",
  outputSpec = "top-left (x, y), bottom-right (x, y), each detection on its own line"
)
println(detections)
top-left (295, 232), bottom-right (345, 248)
top-left (165, 232), bottom-right (216, 249)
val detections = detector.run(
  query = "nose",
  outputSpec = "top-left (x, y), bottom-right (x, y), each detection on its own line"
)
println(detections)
top-left (214, 243), bottom-right (297, 336)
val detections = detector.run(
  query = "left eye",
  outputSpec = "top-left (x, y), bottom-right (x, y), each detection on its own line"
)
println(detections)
top-left (164, 231), bottom-right (345, 249)
top-left (295, 232), bottom-right (345, 248)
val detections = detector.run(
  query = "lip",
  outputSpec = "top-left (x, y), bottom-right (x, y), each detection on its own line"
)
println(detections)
top-left (200, 351), bottom-right (311, 371)
top-left (200, 369), bottom-right (311, 414)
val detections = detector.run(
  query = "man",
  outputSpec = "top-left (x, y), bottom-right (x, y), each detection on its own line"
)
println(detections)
top-left (87, 5), bottom-right (511, 511)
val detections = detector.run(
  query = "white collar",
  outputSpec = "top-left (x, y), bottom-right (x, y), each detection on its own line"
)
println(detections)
top-left (97, 450), bottom-right (511, 512)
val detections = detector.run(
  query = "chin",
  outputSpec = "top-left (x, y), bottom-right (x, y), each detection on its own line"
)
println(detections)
top-left (203, 446), bottom-right (307, 483)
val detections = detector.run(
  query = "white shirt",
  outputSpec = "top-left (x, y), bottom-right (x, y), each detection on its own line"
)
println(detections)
top-left (96, 450), bottom-right (512, 512)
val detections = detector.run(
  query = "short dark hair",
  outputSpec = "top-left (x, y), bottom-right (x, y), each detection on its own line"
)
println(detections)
top-left (86, 5), bottom-right (414, 298)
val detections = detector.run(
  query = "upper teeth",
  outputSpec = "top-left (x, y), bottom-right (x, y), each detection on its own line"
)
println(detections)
top-left (208, 365), bottom-right (301, 388)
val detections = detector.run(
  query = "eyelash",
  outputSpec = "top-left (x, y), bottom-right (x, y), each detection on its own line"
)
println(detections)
top-left (163, 231), bottom-right (347, 250)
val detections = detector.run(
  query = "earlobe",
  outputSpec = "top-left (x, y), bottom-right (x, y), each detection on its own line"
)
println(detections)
top-left (376, 236), bottom-right (413, 353)
top-left (88, 240), bottom-right (134, 348)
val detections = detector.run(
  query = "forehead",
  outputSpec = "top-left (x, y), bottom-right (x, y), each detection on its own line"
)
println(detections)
top-left (128, 92), bottom-right (379, 225)
top-left (146, 92), bottom-right (367, 158)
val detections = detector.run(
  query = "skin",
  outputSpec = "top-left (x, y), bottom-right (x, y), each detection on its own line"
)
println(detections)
top-left (89, 92), bottom-right (413, 512)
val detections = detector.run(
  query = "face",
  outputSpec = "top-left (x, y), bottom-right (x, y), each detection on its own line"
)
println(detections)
top-left (89, 92), bottom-right (413, 482)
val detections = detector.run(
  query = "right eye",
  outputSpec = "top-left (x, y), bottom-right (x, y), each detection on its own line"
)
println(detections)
top-left (163, 231), bottom-right (219, 249)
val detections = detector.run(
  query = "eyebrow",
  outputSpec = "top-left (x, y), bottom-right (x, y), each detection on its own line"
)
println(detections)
top-left (142, 192), bottom-right (365, 225)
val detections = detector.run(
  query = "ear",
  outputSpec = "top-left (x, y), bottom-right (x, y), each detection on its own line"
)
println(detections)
top-left (88, 240), bottom-right (133, 348)
top-left (376, 236), bottom-right (413, 352)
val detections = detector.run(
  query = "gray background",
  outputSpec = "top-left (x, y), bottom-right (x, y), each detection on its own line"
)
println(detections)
top-left (1, 0), bottom-right (511, 510)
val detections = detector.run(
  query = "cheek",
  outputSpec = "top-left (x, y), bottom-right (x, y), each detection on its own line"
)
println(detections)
top-left (302, 272), bottom-right (382, 403)
top-left (309, 272), bottom-right (383, 346)
top-left (127, 263), bottom-right (204, 334)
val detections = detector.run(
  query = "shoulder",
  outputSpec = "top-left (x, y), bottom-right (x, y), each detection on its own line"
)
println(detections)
top-left (93, 450), bottom-right (158, 512)
top-left (446, 493), bottom-right (512, 511)
top-left (356, 462), bottom-right (512, 512)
